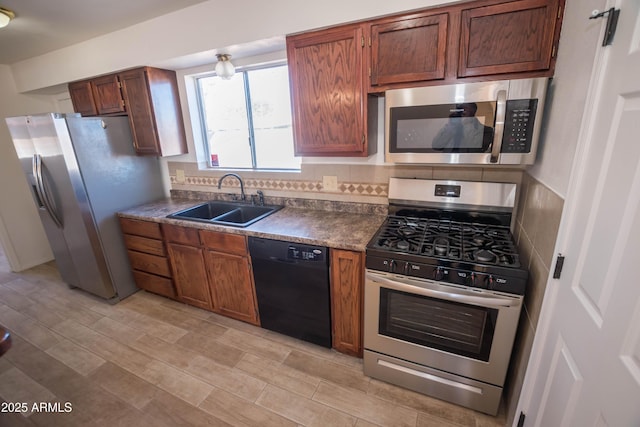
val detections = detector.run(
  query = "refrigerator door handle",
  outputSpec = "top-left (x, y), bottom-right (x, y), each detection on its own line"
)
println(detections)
top-left (32, 154), bottom-right (63, 228)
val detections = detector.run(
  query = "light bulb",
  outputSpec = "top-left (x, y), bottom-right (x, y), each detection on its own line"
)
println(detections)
top-left (215, 54), bottom-right (235, 80)
top-left (0, 8), bottom-right (15, 28)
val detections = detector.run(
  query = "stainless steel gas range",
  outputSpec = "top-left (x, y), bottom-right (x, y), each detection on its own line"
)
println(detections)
top-left (363, 178), bottom-right (526, 416)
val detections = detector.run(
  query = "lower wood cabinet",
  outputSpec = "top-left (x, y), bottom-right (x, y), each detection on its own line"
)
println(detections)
top-left (203, 249), bottom-right (259, 325)
top-left (161, 224), bottom-right (259, 325)
top-left (330, 248), bottom-right (364, 357)
top-left (201, 229), bottom-right (259, 325)
top-left (122, 219), bottom-right (366, 355)
top-left (119, 217), bottom-right (177, 300)
top-left (166, 241), bottom-right (213, 311)
top-left (163, 224), bottom-right (213, 310)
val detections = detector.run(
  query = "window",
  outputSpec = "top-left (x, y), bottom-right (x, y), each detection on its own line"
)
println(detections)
top-left (196, 64), bottom-right (300, 170)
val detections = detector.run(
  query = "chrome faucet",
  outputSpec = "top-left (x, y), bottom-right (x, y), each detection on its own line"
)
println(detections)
top-left (251, 190), bottom-right (265, 206)
top-left (217, 173), bottom-right (246, 201)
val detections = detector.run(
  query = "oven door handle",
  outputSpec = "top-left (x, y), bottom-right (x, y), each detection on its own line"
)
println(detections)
top-left (366, 273), bottom-right (519, 308)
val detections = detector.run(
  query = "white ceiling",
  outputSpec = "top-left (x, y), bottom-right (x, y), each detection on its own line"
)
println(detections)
top-left (0, 0), bottom-right (210, 65)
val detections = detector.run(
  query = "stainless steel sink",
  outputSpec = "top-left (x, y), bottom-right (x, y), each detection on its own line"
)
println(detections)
top-left (167, 201), bottom-right (282, 227)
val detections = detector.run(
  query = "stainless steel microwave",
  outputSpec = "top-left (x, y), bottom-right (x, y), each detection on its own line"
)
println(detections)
top-left (385, 77), bottom-right (549, 165)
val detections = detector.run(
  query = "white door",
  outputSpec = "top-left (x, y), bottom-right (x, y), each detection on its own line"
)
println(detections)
top-left (516, 1), bottom-right (640, 426)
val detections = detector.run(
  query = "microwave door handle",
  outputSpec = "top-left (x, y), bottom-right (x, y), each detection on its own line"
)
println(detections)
top-left (490, 90), bottom-right (507, 163)
top-left (366, 272), bottom-right (518, 308)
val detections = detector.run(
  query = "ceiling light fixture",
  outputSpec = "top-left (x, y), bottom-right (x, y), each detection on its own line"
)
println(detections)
top-left (215, 54), bottom-right (235, 80)
top-left (0, 7), bottom-right (15, 28)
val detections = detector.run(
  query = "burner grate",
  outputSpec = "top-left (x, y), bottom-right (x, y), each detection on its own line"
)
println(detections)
top-left (372, 216), bottom-right (520, 267)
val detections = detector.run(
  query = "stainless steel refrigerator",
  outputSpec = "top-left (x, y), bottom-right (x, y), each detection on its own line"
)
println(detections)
top-left (5, 113), bottom-right (165, 300)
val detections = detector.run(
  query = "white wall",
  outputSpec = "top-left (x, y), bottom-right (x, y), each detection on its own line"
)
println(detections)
top-left (0, 65), bottom-right (56, 271)
top-left (527, 0), bottom-right (607, 198)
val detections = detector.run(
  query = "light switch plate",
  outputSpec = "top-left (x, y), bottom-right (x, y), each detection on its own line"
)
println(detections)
top-left (323, 175), bottom-right (338, 192)
top-left (176, 169), bottom-right (185, 184)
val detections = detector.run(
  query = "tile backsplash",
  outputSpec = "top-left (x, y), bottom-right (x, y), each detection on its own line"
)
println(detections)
top-left (167, 161), bottom-right (525, 206)
top-left (504, 172), bottom-right (564, 424)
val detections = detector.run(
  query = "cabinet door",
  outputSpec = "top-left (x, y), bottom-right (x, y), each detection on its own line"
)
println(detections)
top-left (458, 0), bottom-right (561, 77)
top-left (118, 68), bottom-right (161, 155)
top-left (371, 13), bottom-right (448, 86)
top-left (204, 250), bottom-right (259, 325)
top-left (330, 249), bottom-right (364, 356)
top-left (91, 74), bottom-right (126, 115)
top-left (68, 80), bottom-right (98, 116)
top-left (287, 25), bottom-right (369, 156)
top-left (167, 242), bottom-right (212, 310)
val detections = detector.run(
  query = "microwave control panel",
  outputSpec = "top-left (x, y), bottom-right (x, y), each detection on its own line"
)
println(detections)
top-left (501, 99), bottom-right (538, 153)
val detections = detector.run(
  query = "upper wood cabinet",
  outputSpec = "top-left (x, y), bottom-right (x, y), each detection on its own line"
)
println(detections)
top-left (286, 24), bottom-right (377, 157)
top-left (119, 68), bottom-right (187, 156)
top-left (68, 80), bottom-right (98, 116)
top-left (370, 11), bottom-right (449, 87)
top-left (286, 0), bottom-right (564, 155)
top-left (365, 0), bottom-right (563, 90)
top-left (458, 0), bottom-right (562, 78)
top-left (91, 74), bottom-right (127, 115)
top-left (68, 66), bottom-right (187, 157)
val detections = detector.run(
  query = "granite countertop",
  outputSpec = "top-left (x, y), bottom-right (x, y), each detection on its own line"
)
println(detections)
top-left (118, 198), bottom-right (387, 252)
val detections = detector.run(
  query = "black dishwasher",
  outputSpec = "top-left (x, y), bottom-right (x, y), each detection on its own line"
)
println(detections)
top-left (248, 237), bottom-right (331, 348)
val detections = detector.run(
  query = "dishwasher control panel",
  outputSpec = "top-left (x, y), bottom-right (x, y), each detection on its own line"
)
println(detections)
top-left (288, 245), bottom-right (326, 261)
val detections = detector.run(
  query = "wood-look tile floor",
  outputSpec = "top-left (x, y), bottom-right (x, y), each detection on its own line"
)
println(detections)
top-left (0, 247), bottom-right (507, 427)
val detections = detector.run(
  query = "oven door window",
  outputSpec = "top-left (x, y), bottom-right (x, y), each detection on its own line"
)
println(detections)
top-left (390, 102), bottom-right (496, 154)
top-left (379, 288), bottom-right (496, 362)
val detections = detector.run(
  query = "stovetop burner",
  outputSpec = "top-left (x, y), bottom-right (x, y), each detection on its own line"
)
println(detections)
top-left (371, 215), bottom-right (521, 268)
top-left (366, 178), bottom-right (527, 295)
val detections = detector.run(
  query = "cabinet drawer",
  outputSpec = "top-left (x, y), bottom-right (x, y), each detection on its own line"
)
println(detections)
top-left (162, 224), bottom-right (200, 246)
top-left (127, 250), bottom-right (171, 277)
top-left (123, 234), bottom-right (165, 256)
top-left (200, 230), bottom-right (247, 255)
top-left (133, 270), bottom-right (176, 299)
top-left (119, 218), bottom-right (162, 239)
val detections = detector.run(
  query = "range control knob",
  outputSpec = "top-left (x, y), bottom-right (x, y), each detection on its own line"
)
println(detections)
top-left (468, 272), bottom-right (477, 287)
top-left (433, 267), bottom-right (445, 281)
top-left (399, 261), bottom-right (409, 275)
top-left (485, 275), bottom-right (495, 289)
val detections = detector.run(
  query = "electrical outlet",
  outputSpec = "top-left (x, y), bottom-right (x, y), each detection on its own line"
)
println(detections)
top-left (323, 175), bottom-right (338, 192)
top-left (176, 169), bottom-right (185, 184)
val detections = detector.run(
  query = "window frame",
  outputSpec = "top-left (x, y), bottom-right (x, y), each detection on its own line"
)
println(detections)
top-left (194, 61), bottom-right (299, 171)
